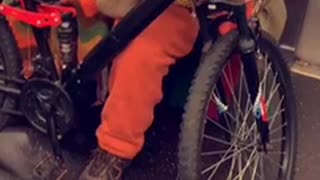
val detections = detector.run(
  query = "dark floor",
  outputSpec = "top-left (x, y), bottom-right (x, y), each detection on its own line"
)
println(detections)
top-left (124, 106), bottom-right (182, 180)
top-left (292, 73), bottom-right (320, 180)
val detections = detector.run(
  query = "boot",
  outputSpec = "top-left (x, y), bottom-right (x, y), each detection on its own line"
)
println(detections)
top-left (79, 148), bottom-right (131, 180)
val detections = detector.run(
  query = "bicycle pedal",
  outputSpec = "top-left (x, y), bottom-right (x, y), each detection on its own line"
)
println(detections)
top-left (32, 153), bottom-right (68, 180)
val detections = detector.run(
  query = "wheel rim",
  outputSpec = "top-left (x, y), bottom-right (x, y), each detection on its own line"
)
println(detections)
top-left (200, 50), bottom-right (290, 180)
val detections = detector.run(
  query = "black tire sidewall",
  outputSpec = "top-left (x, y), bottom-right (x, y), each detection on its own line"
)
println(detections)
top-left (178, 31), bottom-right (297, 180)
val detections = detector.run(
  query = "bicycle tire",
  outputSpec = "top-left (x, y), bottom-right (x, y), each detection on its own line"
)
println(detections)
top-left (178, 31), bottom-right (297, 180)
top-left (0, 16), bottom-right (23, 131)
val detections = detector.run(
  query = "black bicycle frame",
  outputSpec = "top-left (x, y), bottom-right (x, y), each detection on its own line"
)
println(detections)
top-left (234, 5), bottom-right (269, 149)
top-left (15, 0), bottom-right (176, 88)
top-left (65, 0), bottom-right (177, 89)
top-left (24, 0), bottom-right (59, 80)
top-left (1, 0), bottom-right (267, 159)
top-left (14, 0), bottom-right (260, 99)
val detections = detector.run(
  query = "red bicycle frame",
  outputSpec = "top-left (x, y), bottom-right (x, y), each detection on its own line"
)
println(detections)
top-left (0, 0), bottom-right (76, 28)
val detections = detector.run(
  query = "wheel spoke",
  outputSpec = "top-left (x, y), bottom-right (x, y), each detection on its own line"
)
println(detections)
top-left (267, 83), bottom-right (280, 107)
top-left (224, 110), bottom-right (239, 124)
top-left (238, 150), bottom-right (243, 180)
top-left (269, 97), bottom-right (284, 128)
top-left (203, 143), bottom-right (236, 175)
top-left (222, 70), bottom-right (245, 120)
top-left (269, 122), bottom-right (287, 135)
top-left (203, 134), bottom-right (234, 146)
top-left (206, 116), bottom-right (242, 140)
top-left (202, 141), bottom-right (256, 175)
top-left (201, 150), bottom-right (231, 156)
top-left (266, 70), bottom-right (279, 103)
top-left (232, 147), bottom-right (258, 180)
top-left (260, 58), bottom-right (271, 99)
top-left (210, 92), bottom-right (235, 129)
top-left (226, 150), bottom-right (238, 180)
top-left (249, 152), bottom-right (263, 180)
top-left (226, 63), bottom-right (238, 120)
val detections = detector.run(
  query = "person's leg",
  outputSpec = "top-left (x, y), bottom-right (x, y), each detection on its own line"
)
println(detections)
top-left (96, 5), bottom-right (199, 160)
top-left (79, 5), bottom-right (199, 180)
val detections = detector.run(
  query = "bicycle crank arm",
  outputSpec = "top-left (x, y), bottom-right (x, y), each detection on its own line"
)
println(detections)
top-left (47, 116), bottom-right (64, 163)
top-left (0, 74), bottom-right (25, 96)
top-left (0, 84), bottom-right (21, 95)
top-left (0, 74), bottom-right (26, 84)
top-left (0, 108), bottom-right (23, 116)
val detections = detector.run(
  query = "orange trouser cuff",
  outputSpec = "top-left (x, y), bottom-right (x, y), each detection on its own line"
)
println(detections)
top-left (97, 125), bottom-right (143, 159)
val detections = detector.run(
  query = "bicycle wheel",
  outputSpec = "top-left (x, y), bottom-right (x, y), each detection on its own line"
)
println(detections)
top-left (178, 31), bottom-right (297, 180)
top-left (0, 16), bottom-right (23, 130)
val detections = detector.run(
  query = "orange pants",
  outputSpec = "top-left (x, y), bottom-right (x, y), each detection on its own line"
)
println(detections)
top-left (79, 2), bottom-right (199, 159)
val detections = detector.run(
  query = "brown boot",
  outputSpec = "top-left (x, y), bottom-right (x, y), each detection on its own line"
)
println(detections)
top-left (79, 148), bottom-right (131, 180)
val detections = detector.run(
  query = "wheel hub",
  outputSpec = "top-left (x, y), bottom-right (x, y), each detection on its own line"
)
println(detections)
top-left (20, 79), bottom-right (74, 136)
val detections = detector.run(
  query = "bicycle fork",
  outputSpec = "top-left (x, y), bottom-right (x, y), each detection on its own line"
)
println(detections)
top-left (235, 5), bottom-right (269, 151)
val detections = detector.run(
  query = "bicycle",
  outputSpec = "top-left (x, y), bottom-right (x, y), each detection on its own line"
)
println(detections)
top-left (0, 0), bottom-right (296, 179)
